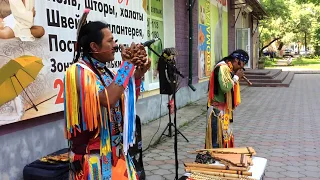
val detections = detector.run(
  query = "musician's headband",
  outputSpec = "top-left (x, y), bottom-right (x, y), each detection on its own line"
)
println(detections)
top-left (231, 52), bottom-right (249, 64)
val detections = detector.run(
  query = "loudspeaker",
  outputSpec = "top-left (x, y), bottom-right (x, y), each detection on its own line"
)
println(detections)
top-left (158, 55), bottom-right (175, 95)
top-left (158, 48), bottom-right (178, 95)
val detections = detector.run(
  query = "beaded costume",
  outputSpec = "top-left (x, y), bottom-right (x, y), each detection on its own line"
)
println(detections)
top-left (205, 52), bottom-right (248, 149)
top-left (64, 56), bottom-right (141, 180)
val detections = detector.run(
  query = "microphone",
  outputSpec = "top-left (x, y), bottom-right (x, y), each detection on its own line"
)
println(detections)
top-left (90, 49), bottom-right (115, 54)
top-left (142, 38), bottom-right (160, 47)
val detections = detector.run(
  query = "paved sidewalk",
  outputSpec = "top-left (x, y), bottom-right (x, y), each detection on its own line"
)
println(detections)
top-left (142, 74), bottom-right (320, 180)
top-left (141, 86), bottom-right (248, 152)
top-left (268, 66), bottom-right (320, 73)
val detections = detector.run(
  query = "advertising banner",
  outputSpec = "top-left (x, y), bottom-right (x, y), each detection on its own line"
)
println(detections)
top-left (198, 0), bottom-right (228, 79)
top-left (0, 0), bottom-right (151, 125)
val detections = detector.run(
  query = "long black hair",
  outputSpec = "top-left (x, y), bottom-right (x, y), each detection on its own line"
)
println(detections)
top-left (73, 21), bottom-right (109, 87)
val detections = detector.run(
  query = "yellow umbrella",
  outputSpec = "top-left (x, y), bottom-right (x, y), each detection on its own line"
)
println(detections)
top-left (0, 55), bottom-right (43, 111)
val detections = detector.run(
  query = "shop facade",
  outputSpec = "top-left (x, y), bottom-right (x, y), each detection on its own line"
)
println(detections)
top-left (0, 0), bottom-right (266, 179)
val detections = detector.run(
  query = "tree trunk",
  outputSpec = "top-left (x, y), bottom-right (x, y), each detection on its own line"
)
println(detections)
top-left (304, 32), bottom-right (307, 52)
top-left (259, 37), bottom-right (282, 57)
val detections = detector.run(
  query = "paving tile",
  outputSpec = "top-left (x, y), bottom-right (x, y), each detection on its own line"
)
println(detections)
top-left (151, 149), bottom-right (166, 153)
top-left (163, 174), bottom-right (175, 180)
top-left (144, 153), bottom-right (160, 158)
top-left (266, 166), bottom-right (286, 172)
top-left (302, 161), bottom-right (318, 166)
top-left (151, 169), bottom-right (172, 175)
top-left (269, 161), bottom-right (286, 167)
top-left (302, 166), bottom-right (320, 172)
top-left (299, 178), bottom-right (320, 180)
top-left (153, 156), bottom-right (171, 161)
top-left (145, 170), bottom-right (154, 177)
top-left (264, 178), bottom-right (279, 180)
top-left (144, 165), bottom-right (159, 171)
top-left (158, 152), bottom-right (175, 157)
top-left (158, 164), bottom-right (176, 170)
top-left (142, 75), bottom-right (320, 179)
top-left (164, 159), bottom-right (176, 165)
top-left (142, 157), bottom-right (154, 161)
top-left (284, 161), bottom-right (305, 166)
top-left (282, 166), bottom-right (304, 172)
top-left (265, 172), bottom-right (287, 178)
top-left (145, 175), bottom-right (164, 180)
top-left (268, 152), bottom-right (285, 157)
top-left (280, 171), bottom-right (306, 178)
top-left (272, 148), bottom-right (287, 153)
top-left (299, 171), bottom-right (320, 177)
top-left (147, 160), bottom-right (166, 166)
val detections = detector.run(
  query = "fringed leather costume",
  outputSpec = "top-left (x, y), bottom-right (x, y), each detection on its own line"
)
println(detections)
top-left (205, 52), bottom-right (248, 149)
top-left (64, 56), bottom-right (141, 180)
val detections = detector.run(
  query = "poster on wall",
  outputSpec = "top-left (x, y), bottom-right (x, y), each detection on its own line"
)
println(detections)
top-left (0, 0), bottom-right (149, 126)
top-left (146, 0), bottom-right (164, 87)
top-left (198, 0), bottom-right (228, 79)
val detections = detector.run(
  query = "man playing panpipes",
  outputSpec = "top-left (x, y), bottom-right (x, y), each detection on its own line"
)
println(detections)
top-left (63, 20), bottom-right (150, 180)
top-left (206, 49), bottom-right (249, 149)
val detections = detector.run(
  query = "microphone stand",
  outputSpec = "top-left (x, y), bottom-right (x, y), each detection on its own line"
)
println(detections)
top-left (146, 45), bottom-right (187, 180)
top-left (146, 45), bottom-right (161, 58)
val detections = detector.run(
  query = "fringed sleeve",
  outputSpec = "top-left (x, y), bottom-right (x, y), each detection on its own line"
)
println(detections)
top-left (233, 82), bottom-right (241, 108)
top-left (207, 71), bottom-right (215, 107)
top-left (64, 64), bottom-right (103, 139)
top-left (218, 65), bottom-right (233, 112)
top-left (218, 65), bottom-right (233, 93)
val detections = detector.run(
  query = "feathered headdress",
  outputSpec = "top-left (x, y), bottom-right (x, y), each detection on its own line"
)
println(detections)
top-left (73, 8), bottom-right (91, 62)
top-left (77, 8), bottom-right (91, 38)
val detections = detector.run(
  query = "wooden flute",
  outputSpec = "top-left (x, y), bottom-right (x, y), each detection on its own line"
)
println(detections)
top-left (242, 76), bottom-right (252, 86)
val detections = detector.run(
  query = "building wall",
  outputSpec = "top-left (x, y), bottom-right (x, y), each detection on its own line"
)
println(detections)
top-left (0, 1), bottom-right (208, 180)
top-left (228, 0), bottom-right (235, 54)
top-left (232, 7), bottom-right (260, 69)
top-left (251, 15), bottom-right (260, 69)
top-left (0, 80), bottom-right (209, 180)
top-left (0, 113), bottom-right (67, 180)
top-left (249, 13), bottom-right (254, 68)
top-left (163, 0), bottom-right (176, 48)
top-left (254, 14), bottom-right (261, 69)
top-left (175, 0), bottom-right (199, 87)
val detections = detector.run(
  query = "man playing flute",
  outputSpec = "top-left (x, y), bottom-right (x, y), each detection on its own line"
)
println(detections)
top-left (206, 49), bottom-right (249, 149)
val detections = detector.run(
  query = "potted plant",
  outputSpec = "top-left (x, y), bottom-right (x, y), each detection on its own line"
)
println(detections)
top-left (258, 56), bottom-right (267, 69)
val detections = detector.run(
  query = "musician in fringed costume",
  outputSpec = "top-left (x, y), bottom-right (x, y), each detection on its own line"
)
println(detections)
top-left (205, 49), bottom-right (249, 149)
top-left (63, 10), bottom-right (150, 180)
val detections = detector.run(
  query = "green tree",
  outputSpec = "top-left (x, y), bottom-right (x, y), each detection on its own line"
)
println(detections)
top-left (259, 0), bottom-right (292, 56)
top-left (295, 0), bottom-right (320, 5)
top-left (260, 0), bottom-right (320, 56)
top-left (291, 3), bottom-right (318, 53)
top-left (312, 6), bottom-right (320, 54)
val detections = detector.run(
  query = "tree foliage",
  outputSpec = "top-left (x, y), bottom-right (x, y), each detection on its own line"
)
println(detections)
top-left (259, 0), bottom-right (292, 56)
top-left (260, 0), bottom-right (320, 56)
top-left (295, 0), bottom-right (320, 5)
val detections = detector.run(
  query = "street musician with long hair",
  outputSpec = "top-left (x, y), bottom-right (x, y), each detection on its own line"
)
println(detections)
top-left (63, 17), bottom-right (150, 180)
top-left (206, 49), bottom-right (249, 149)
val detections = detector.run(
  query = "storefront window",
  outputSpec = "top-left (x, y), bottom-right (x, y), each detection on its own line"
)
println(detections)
top-left (144, 0), bottom-right (164, 90)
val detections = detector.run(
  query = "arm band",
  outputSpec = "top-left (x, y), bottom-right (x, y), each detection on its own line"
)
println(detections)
top-left (113, 61), bottom-right (135, 88)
